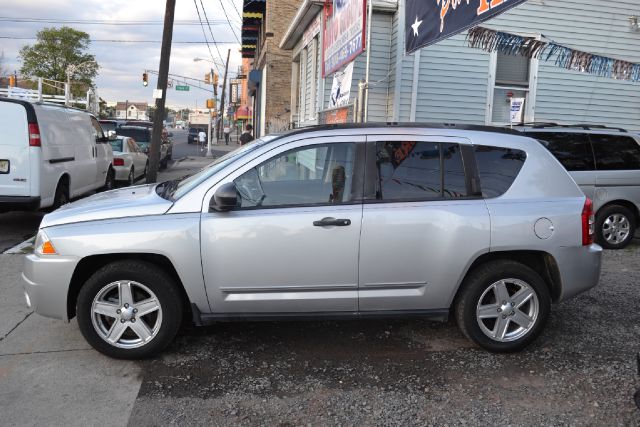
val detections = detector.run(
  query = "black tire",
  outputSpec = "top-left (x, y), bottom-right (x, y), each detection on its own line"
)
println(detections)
top-left (595, 204), bottom-right (636, 249)
top-left (52, 180), bottom-right (69, 210)
top-left (127, 167), bottom-right (135, 186)
top-left (76, 260), bottom-right (184, 359)
top-left (102, 167), bottom-right (115, 192)
top-left (143, 161), bottom-right (148, 177)
top-left (454, 260), bottom-right (551, 353)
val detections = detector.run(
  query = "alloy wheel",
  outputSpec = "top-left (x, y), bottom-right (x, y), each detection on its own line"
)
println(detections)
top-left (91, 280), bottom-right (163, 349)
top-left (602, 214), bottom-right (630, 245)
top-left (476, 278), bottom-right (539, 342)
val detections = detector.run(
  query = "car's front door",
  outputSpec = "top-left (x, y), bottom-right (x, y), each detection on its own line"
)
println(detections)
top-left (200, 136), bottom-right (365, 314)
top-left (358, 134), bottom-right (490, 312)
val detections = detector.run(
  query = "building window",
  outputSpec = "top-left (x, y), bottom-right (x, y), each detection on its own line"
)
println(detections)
top-left (488, 52), bottom-right (538, 125)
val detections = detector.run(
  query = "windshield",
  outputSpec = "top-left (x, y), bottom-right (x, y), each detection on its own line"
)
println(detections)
top-left (117, 128), bottom-right (150, 143)
top-left (109, 138), bottom-right (123, 152)
top-left (100, 122), bottom-right (117, 133)
top-left (159, 135), bottom-right (279, 200)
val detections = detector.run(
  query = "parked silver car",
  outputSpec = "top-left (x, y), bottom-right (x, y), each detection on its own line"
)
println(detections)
top-left (22, 124), bottom-right (602, 358)
top-left (518, 124), bottom-right (640, 249)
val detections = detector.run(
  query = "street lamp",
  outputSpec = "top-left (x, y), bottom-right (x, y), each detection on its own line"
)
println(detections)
top-left (193, 57), bottom-right (224, 67)
top-left (66, 60), bottom-right (95, 106)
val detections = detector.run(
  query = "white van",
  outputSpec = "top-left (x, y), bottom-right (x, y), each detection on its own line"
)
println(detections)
top-left (0, 98), bottom-right (114, 211)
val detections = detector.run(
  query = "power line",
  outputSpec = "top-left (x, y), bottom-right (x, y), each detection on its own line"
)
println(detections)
top-left (217, 0), bottom-right (241, 44)
top-left (198, 0), bottom-right (227, 60)
top-left (0, 17), bottom-right (229, 25)
top-left (0, 36), bottom-right (238, 44)
top-left (192, 0), bottom-right (224, 76)
top-left (226, 0), bottom-right (243, 21)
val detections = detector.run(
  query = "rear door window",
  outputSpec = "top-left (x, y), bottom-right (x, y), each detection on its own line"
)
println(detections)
top-left (473, 145), bottom-right (526, 198)
top-left (527, 132), bottom-right (595, 171)
top-left (589, 134), bottom-right (640, 170)
top-left (373, 141), bottom-right (468, 201)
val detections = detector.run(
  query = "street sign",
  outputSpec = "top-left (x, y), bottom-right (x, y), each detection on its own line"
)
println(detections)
top-left (236, 74), bottom-right (247, 79)
top-left (175, 85), bottom-right (190, 91)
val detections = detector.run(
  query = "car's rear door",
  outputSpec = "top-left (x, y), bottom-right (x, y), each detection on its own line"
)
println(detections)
top-left (358, 134), bottom-right (490, 312)
top-left (200, 135), bottom-right (365, 314)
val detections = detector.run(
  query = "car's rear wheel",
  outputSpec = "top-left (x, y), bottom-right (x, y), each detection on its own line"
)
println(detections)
top-left (51, 180), bottom-right (69, 210)
top-left (455, 260), bottom-right (550, 352)
top-left (127, 167), bottom-right (135, 186)
top-left (76, 260), bottom-right (183, 359)
top-left (102, 167), bottom-right (115, 192)
top-left (143, 161), bottom-right (148, 177)
top-left (595, 204), bottom-right (636, 249)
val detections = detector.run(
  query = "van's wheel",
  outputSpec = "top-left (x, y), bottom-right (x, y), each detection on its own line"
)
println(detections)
top-left (76, 260), bottom-right (183, 359)
top-left (455, 260), bottom-right (550, 353)
top-left (127, 167), bottom-right (135, 186)
top-left (52, 181), bottom-right (69, 210)
top-left (102, 167), bottom-right (115, 192)
top-left (595, 205), bottom-right (636, 249)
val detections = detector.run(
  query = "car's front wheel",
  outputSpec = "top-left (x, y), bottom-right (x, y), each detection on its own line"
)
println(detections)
top-left (76, 260), bottom-right (183, 359)
top-left (455, 260), bottom-right (550, 352)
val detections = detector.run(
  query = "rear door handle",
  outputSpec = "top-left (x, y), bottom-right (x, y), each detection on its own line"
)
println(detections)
top-left (313, 217), bottom-right (351, 227)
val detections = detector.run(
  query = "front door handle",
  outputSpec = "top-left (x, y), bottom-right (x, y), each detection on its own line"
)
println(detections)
top-left (313, 217), bottom-right (351, 227)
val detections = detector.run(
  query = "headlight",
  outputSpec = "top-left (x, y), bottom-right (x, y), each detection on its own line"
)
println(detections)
top-left (35, 230), bottom-right (58, 255)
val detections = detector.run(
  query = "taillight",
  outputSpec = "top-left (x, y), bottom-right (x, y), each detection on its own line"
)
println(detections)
top-left (582, 197), bottom-right (594, 246)
top-left (113, 158), bottom-right (125, 166)
top-left (28, 123), bottom-right (41, 147)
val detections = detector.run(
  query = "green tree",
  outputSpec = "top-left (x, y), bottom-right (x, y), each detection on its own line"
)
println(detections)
top-left (19, 26), bottom-right (98, 95)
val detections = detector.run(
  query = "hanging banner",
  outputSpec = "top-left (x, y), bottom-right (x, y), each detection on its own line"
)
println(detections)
top-left (510, 97), bottom-right (525, 124)
top-left (323, 0), bottom-right (366, 77)
top-left (328, 62), bottom-right (354, 109)
top-left (405, 0), bottom-right (529, 54)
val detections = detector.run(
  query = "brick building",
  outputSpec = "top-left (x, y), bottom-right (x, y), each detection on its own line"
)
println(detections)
top-left (242, 0), bottom-right (302, 137)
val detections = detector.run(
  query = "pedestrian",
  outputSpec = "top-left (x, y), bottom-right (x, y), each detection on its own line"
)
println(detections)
top-left (223, 124), bottom-right (230, 145)
top-left (239, 124), bottom-right (254, 145)
top-left (198, 129), bottom-right (207, 151)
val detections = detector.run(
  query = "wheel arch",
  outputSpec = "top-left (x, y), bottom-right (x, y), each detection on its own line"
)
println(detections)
top-left (67, 253), bottom-right (192, 323)
top-left (596, 199), bottom-right (640, 223)
top-left (452, 250), bottom-right (562, 308)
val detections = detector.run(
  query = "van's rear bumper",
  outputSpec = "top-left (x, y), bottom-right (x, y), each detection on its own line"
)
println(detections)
top-left (0, 196), bottom-right (40, 211)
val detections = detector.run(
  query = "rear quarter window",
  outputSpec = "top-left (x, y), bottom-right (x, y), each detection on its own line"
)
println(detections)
top-left (474, 145), bottom-right (526, 198)
top-left (526, 132), bottom-right (595, 171)
top-left (590, 134), bottom-right (640, 170)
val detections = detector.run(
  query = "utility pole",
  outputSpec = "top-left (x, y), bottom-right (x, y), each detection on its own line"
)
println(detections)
top-left (218, 49), bottom-right (231, 141)
top-left (147, 0), bottom-right (176, 183)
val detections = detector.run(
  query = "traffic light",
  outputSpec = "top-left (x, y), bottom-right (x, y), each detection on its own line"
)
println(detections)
top-left (213, 72), bottom-right (219, 87)
top-left (206, 98), bottom-right (216, 109)
top-left (142, 72), bottom-right (148, 87)
top-left (8, 74), bottom-right (16, 87)
top-left (205, 72), bottom-right (211, 84)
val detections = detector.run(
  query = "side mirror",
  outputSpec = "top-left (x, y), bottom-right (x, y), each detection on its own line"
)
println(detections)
top-left (107, 130), bottom-right (117, 140)
top-left (210, 182), bottom-right (238, 212)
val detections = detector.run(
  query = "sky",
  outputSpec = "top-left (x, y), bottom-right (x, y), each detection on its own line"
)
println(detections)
top-left (0, 0), bottom-right (243, 110)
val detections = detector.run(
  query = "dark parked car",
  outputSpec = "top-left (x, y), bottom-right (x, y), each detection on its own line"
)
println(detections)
top-left (188, 126), bottom-right (207, 144)
top-left (116, 126), bottom-right (172, 169)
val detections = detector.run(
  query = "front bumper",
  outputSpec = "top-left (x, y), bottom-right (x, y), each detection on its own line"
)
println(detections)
top-left (21, 253), bottom-right (80, 321)
top-left (555, 243), bottom-right (603, 301)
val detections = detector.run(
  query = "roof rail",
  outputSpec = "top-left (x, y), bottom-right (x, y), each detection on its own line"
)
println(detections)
top-left (514, 122), bottom-right (628, 132)
top-left (283, 122), bottom-right (523, 137)
top-left (568, 124), bottom-right (627, 132)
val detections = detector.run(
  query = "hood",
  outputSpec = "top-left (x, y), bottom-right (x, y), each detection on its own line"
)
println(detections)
top-left (41, 184), bottom-right (173, 228)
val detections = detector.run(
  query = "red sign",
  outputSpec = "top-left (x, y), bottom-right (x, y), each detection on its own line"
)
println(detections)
top-left (324, 107), bottom-right (349, 124)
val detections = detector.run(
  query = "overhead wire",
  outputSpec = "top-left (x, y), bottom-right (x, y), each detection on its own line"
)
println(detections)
top-left (216, 0), bottom-right (241, 44)
top-left (198, 0), bottom-right (231, 57)
top-left (0, 17), bottom-right (228, 25)
top-left (192, 0), bottom-right (224, 76)
top-left (0, 36), bottom-right (237, 44)
top-left (226, 0), bottom-right (243, 21)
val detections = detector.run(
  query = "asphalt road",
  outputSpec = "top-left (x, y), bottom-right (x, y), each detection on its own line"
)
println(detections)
top-left (1, 243), bottom-right (639, 425)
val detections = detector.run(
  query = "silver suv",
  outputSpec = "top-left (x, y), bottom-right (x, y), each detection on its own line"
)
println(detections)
top-left (518, 124), bottom-right (640, 249)
top-left (22, 124), bottom-right (602, 359)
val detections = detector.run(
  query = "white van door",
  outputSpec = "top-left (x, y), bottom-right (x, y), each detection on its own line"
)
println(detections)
top-left (65, 109), bottom-right (97, 196)
top-left (90, 116), bottom-right (112, 188)
top-left (0, 100), bottom-right (32, 199)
